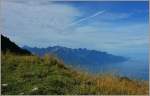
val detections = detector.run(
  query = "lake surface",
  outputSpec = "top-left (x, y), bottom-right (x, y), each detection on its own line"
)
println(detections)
top-left (72, 59), bottom-right (149, 80)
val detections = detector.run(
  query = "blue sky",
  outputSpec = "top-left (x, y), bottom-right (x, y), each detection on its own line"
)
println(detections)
top-left (1, 0), bottom-right (149, 59)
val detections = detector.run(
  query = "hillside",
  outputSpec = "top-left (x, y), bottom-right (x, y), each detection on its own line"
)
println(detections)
top-left (23, 46), bottom-right (127, 70)
top-left (1, 52), bottom-right (149, 95)
top-left (1, 35), bottom-right (31, 55)
top-left (1, 35), bottom-right (149, 95)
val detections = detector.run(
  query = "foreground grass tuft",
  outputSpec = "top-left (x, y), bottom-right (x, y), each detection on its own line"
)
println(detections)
top-left (1, 52), bottom-right (149, 95)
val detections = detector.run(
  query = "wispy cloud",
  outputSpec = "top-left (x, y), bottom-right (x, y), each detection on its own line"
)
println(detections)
top-left (1, 0), bottom-right (81, 35)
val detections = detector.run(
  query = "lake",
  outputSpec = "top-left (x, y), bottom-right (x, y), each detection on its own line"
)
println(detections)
top-left (73, 58), bottom-right (149, 80)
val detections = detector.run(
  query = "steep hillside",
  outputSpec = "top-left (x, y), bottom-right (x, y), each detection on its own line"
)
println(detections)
top-left (1, 35), bottom-right (31, 55)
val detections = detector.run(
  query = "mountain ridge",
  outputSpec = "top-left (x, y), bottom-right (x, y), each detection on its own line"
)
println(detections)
top-left (23, 45), bottom-right (128, 71)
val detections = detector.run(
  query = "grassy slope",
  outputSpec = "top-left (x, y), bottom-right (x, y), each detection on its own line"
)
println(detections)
top-left (1, 52), bottom-right (149, 95)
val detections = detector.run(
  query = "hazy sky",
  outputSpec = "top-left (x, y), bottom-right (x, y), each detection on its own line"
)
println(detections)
top-left (1, 0), bottom-right (149, 58)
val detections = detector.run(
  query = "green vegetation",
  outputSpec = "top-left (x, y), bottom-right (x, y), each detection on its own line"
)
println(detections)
top-left (1, 52), bottom-right (149, 95)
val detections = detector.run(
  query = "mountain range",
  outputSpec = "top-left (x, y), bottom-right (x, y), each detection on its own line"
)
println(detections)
top-left (23, 46), bottom-right (128, 71)
top-left (1, 34), bottom-right (127, 72)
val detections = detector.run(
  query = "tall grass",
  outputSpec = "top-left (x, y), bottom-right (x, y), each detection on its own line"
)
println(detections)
top-left (1, 52), bottom-right (149, 95)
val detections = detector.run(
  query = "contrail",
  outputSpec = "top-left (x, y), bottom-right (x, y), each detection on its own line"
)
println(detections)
top-left (47, 10), bottom-right (106, 34)
top-left (69, 10), bottom-right (106, 26)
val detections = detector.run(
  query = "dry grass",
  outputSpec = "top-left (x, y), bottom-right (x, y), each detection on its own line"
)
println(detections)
top-left (1, 52), bottom-right (149, 95)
